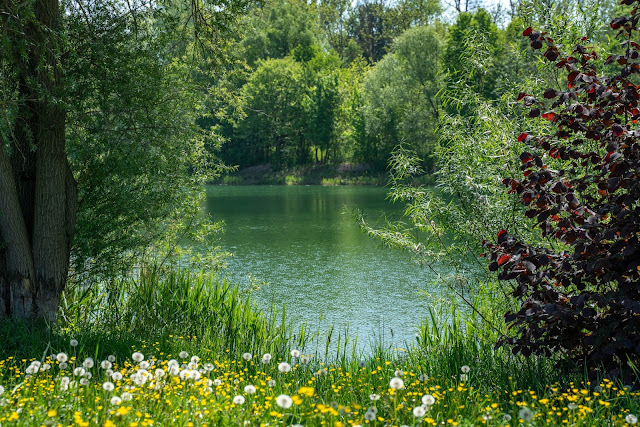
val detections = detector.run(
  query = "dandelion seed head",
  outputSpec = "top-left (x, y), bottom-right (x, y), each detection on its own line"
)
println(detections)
top-left (111, 372), bottom-right (123, 381)
top-left (459, 374), bottom-right (468, 382)
top-left (268, 379), bottom-right (276, 387)
top-left (369, 394), bottom-right (380, 401)
top-left (213, 379), bottom-right (222, 387)
top-left (518, 407), bottom-right (534, 422)
top-left (132, 352), bottom-right (144, 362)
top-left (242, 353), bottom-right (252, 361)
top-left (122, 392), bottom-right (133, 401)
top-left (103, 381), bottom-right (115, 391)
top-left (244, 384), bottom-right (256, 394)
top-left (179, 351), bottom-right (189, 359)
top-left (83, 358), bottom-right (94, 369)
top-left (101, 360), bottom-right (112, 370)
top-left (70, 339), bottom-right (78, 347)
top-left (233, 395), bottom-right (245, 405)
top-left (419, 374), bottom-right (429, 382)
top-left (626, 414), bottom-right (638, 425)
top-left (290, 349), bottom-right (300, 357)
top-left (139, 361), bottom-right (150, 370)
top-left (389, 377), bottom-right (404, 390)
top-left (461, 365), bottom-right (470, 373)
top-left (110, 396), bottom-right (122, 405)
top-left (79, 378), bottom-right (89, 386)
top-left (276, 394), bottom-right (293, 409)
top-left (73, 367), bottom-right (85, 377)
top-left (413, 406), bottom-right (426, 417)
top-left (394, 369), bottom-right (404, 377)
top-left (300, 355), bottom-right (311, 365)
top-left (278, 362), bottom-right (291, 373)
top-left (155, 369), bottom-right (165, 377)
top-left (364, 411), bottom-right (376, 421)
top-left (107, 355), bottom-right (116, 363)
top-left (422, 394), bottom-right (435, 406)
top-left (56, 353), bottom-right (68, 363)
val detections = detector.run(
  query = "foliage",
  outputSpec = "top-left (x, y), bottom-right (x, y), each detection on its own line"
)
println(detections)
top-left (485, 5), bottom-right (640, 378)
top-left (360, 26), bottom-right (442, 170)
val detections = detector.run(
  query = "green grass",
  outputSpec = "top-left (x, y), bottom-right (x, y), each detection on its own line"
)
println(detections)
top-left (0, 268), bottom-right (638, 426)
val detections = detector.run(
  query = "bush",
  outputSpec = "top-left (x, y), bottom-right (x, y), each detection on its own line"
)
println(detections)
top-left (485, 3), bottom-right (640, 380)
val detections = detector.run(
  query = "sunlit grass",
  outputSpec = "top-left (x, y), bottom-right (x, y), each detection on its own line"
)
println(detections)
top-left (0, 339), bottom-right (638, 426)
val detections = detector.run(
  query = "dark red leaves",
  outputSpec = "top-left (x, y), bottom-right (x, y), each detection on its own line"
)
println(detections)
top-left (498, 13), bottom-right (640, 376)
top-left (498, 254), bottom-right (511, 266)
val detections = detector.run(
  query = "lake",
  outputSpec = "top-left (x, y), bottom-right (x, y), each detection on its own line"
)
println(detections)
top-left (204, 185), bottom-right (455, 355)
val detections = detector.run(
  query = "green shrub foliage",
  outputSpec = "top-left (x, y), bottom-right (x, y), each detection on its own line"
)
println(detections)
top-left (485, 1), bottom-right (640, 379)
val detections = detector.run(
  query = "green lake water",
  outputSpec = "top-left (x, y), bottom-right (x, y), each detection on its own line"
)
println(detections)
top-left (204, 185), bottom-right (454, 355)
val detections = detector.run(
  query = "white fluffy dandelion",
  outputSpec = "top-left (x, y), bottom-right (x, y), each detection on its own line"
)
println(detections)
top-left (419, 374), bottom-right (428, 382)
top-left (394, 369), bottom-right (404, 377)
top-left (213, 379), bottom-right (222, 387)
top-left (389, 377), bottom-right (404, 390)
top-left (101, 360), bottom-right (112, 370)
top-left (139, 361), bottom-right (150, 370)
top-left (70, 339), bottom-right (78, 347)
top-left (110, 396), bottom-right (122, 405)
top-left (233, 395), bottom-right (245, 405)
top-left (112, 372), bottom-right (123, 381)
top-left (461, 365), bottom-right (470, 373)
top-left (422, 394), bottom-right (435, 406)
top-left (278, 362), bottom-right (291, 373)
top-left (369, 394), bottom-right (380, 401)
top-left (132, 352), bottom-right (144, 362)
top-left (0, 385), bottom-right (4, 395)
top-left (73, 367), bottom-right (85, 377)
top-left (103, 381), bottom-right (115, 391)
top-left (459, 374), bottom-right (468, 382)
top-left (83, 358), bottom-right (94, 369)
top-left (242, 352), bottom-right (252, 361)
top-left (56, 353), bottom-right (68, 363)
top-left (518, 407), bottom-right (534, 422)
top-left (244, 384), bottom-right (256, 394)
top-left (107, 355), bottom-right (116, 363)
top-left (276, 394), bottom-right (293, 409)
top-left (626, 414), bottom-right (638, 425)
top-left (268, 379), bottom-right (276, 387)
top-left (300, 355), bottom-right (311, 365)
top-left (290, 349), bottom-right (300, 357)
top-left (413, 406), bottom-right (426, 417)
top-left (261, 353), bottom-right (272, 364)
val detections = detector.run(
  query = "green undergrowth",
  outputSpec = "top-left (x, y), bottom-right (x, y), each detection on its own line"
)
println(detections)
top-left (0, 268), bottom-right (637, 426)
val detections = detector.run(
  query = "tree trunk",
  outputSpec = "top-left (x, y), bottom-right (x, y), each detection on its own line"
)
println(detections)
top-left (0, 0), bottom-right (76, 320)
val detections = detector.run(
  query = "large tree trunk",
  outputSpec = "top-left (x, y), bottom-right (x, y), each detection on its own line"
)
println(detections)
top-left (0, 0), bottom-right (76, 320)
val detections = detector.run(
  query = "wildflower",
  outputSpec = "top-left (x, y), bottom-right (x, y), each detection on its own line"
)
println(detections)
top-left (422, 394), bottom-right (435, 406)
top-left (358, 359), bottom-right (366, 368)
top-left (179, 370), bottom-right (190, 381)
top-left (262, 353), bottom-right (272, 364)
top-left (189, 370), bottom-right (201, 381)
top-left (56, 353), bottom-right (68, 363)
top-left (83, 358), bottom-right (94, 369)
top-left (73, 367), bottom-right (85, 377)
top-left (108, 355), bottom-right (116, 362)
top-left (278, 362), bottom-right (291, 373)
top-left (369, 394), bottom-right (381, 401)
top-left (179, 351), bottom-right (189, 359)
top-left (112, 372), bottom-right (123, 381)
top-left (503, 414), bottom-right (512, 422)
top-left (300, 355), bottom-right (311, 364)
top-left (191, 355), bottom-right (200, 363)
top-left (268, 379), bottom-right (276, 387)
top-left (103, 381), bottom-right (115, 391)
top-left (364, 411), bottom-right (376, 421)
top-left (213, 379), bottom-right (222, 387)
top-left (41, 363), bottom-right (51, 371)
top-left (79, 378), bottom-right (89, 386)
top-left (169, 366), bottom-right (180, 376)
top-left (0, 385), bottom-right (4, 395)
top-left (233, 395), bottom-right (245, 405)
top-left (155, 369), bottom-right (165, 377)
top-left (132, 352), bottom-right (144, 362)
top-left (316, 368), bottom-right (328, 377)
top-left (459, 374), bottom-right (468, 382)
top-left (276, 394), bottom-right (293, 409)
top-left (122, 392), bottom-right (133, 401)
top-left (518, 407), bottom-right (534, 422)
top-left (626, 414), bottom-right (638, 425)
top-left (59, 362), bottom-right (67, 370)
top-left (419, 374), bottom-right (428, 382)
top-left (101, 360), bottom-right (112, 370)
top-left (84, 372), bottom-right (92, 379)
top-left (394, 369), bottom-right (404, 377)
top-left (139, 361), bottom-right (150, 370)
top-left (389, 377), bottom-right (404, 390)
top-left (70, 339), bottom-right (78, 347)
top-left (110, 396), bottom-right (122, 405)
top-left (567, 403), bottom-right (578, 410)
top-left (461, 365), bottom-right (470, 373)
top-left (242, 352), bottom-right (252, 361)
top-left (244, 384), bottom-right (257, 394)
top-left (413, 406), bottom-right (426, 417)
top-left (25, 364), bottom-right (39, 375)
top-left (290, 349), bottom-right (300, 357)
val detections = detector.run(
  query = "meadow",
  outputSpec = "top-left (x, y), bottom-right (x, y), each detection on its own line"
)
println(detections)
top-left (0, 269), bottom-right (637, 426)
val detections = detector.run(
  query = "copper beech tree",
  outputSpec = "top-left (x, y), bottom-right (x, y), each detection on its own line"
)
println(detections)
top-left (485, 1), bottom-right (640, 377)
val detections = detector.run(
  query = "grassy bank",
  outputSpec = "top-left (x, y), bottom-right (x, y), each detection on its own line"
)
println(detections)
top-left (214, 163), bottom-right (430, 186)
top-left (0, 269), bottom-right (637, 426)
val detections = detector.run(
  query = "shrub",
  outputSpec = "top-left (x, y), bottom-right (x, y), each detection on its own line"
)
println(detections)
top-left (485, 2), bottom-right (640, 379)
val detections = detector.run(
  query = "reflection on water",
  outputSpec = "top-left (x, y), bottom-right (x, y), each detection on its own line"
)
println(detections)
top-left (204, 185), bottom-right (451, 355)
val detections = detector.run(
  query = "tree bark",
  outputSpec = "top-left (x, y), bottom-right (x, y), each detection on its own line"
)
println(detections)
top-left (0, 0), bottom-right (76, 320)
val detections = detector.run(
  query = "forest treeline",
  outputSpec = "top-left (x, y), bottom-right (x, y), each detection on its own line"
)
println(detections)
top-left (207, 0), bottom-right (624, 173)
